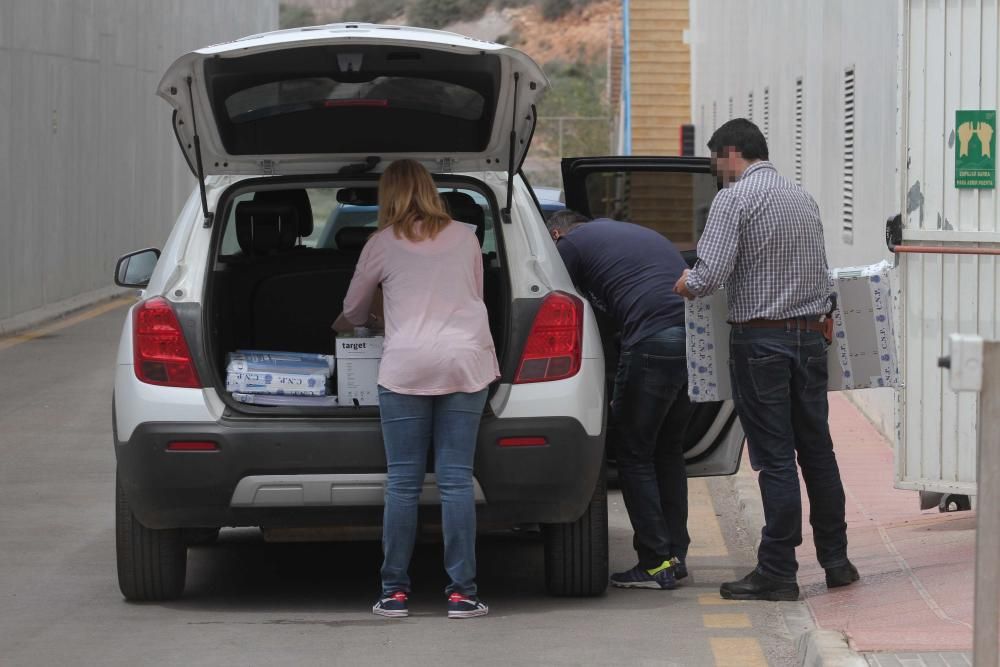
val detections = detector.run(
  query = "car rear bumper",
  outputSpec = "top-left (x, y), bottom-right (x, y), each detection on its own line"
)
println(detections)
top-left (114, 414), bottom-right (605, 530)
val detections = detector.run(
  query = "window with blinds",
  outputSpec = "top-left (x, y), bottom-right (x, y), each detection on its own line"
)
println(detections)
top-left (842, 67), bottom-right (856, 244)
top-left (794, 78), bottom-right (804, 185)
top-left (747, 91), bottom-right (754, 122)
top-left (763, 87), bottom-right (770, 143)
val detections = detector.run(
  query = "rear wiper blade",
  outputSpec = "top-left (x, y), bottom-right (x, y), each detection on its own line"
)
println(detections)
top-left (338, 156), bottom-right (381, 175)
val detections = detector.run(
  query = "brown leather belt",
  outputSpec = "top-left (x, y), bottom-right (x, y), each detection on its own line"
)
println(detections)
top-left (736, 317), bottom-right (833, 343)
top-left (738, 318), bottom-right (825, 333)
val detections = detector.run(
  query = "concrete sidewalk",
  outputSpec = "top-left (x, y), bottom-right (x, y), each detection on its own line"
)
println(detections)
top-left (735, 394), bottom-right (977, 663)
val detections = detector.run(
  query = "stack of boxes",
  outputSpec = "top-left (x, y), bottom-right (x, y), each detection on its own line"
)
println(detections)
top-left (226, 350), bottom-right (336, 406)
top-left (225, 332), bottom-right (385, 407)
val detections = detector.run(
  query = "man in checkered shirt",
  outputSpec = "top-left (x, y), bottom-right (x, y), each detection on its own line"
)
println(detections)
top-left (675, 119), bottom-right (859, 601)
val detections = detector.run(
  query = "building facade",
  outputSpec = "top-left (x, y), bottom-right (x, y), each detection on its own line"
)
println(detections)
top-left (689, 0), bottom-right (901, 436)
top-left (0, 1), bottom-right (276, 331)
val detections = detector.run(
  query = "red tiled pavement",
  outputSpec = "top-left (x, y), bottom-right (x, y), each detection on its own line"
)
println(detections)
top-left (798, 394), bottom-right (975, 652)
top-left (746, 394), bottom-right (976, 652)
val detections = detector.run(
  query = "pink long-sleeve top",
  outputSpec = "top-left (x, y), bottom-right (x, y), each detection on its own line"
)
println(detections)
top-left (341, 221), bottom-right (500, 395)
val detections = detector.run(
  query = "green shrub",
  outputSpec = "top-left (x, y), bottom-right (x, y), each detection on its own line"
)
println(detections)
top-left (540, 0), bottom-right (599, 21)
top-left (279, 3), bottom-right (317, 28)
top-left (341, 0), bottom-right (406, 23)
top-left (495, 30), bottom-right (521, 46)
top-left (540, 0), bottom-right (573, 20)
top-left (410, 0), bottom-right (491, 28)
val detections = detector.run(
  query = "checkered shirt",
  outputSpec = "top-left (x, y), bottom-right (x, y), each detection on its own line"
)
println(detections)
top-left (685, 161), bottom-right (831, 322)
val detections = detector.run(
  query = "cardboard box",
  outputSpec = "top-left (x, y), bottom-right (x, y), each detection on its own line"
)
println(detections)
top-left (225, 370), bottom-right (329, 396)
top-left (226, 350), bottom-right (335, 376)
top-left (227, 351), bottom-right (335, 376)
top-left (232, 392), bottom-right (340, 407)
top-left (335, 335), bottom-right (384, 406)
top-left (686, 260), bottom-right (900, 402)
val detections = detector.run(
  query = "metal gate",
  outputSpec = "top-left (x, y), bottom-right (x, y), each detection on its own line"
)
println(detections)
top-left (896, 0), bottom-right (1000, 496)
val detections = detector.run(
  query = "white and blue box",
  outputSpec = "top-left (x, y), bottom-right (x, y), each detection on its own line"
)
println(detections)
top-left (225, 370), bottom-right (329, 396)
top-left (685, 260), bottom-right (900, 402)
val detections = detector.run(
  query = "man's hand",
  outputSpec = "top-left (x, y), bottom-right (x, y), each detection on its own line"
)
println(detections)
top-left (674, 269), bottom-right (696, 299)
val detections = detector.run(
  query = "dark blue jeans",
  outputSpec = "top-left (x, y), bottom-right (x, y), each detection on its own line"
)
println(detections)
top-left (729, 326), bottom-right (849, 582)
top-left (378, 387), bottom-right (488, 597)
top-left (612, 325), bottom-right (694, 569)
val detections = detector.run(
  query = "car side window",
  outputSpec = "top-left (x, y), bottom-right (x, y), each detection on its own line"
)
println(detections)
top-left (219, 193), bottom-right (254, 255)
top-left (583, 171), bottom-right (717, 251)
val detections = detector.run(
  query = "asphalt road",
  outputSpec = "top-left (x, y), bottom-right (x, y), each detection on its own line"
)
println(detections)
top-left (0, 300), bottom-right (811, 666)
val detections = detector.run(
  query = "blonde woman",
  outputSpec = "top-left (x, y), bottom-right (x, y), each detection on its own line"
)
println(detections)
top-left (336, 159), bottom-right (499, 619)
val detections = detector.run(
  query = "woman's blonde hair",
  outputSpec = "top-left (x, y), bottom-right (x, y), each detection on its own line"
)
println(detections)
top-left (377, 159), bottom-right (452, 242)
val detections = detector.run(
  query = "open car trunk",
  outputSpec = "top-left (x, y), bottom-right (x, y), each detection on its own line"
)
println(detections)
top-left (204, 177), bottom-right (509, 416)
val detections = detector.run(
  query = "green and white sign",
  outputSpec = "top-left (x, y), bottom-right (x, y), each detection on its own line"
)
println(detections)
top-left (955, 109), bottom-right (996, 189)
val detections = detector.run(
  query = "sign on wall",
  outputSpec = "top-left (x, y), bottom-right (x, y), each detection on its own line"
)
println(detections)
top-left (955, 110), bottom-right (996, 188)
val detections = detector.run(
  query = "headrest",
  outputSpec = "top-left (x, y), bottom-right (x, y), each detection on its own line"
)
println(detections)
top-left (335, 226), bottom-right (377, 252)
top-left (253, 189), bottom-right (314, 237)
top-left (337, 187), bottom-right (379, 206)
top-left (235, 202), bottom-right (300, 255)
top-left (440, 191), bottom-right (485, 246)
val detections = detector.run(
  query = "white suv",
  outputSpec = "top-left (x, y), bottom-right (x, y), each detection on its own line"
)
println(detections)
top-left (112, 24), bottom-right (744, 602)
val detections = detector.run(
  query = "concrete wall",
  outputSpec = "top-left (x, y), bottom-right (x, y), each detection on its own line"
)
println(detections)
top-left (689, 0), bottom-right (900, 436)
top-left (0, 0), bottom-right (276, 330)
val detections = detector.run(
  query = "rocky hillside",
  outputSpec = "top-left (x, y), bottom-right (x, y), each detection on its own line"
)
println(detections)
top-left (280, 0), bottom-right (620, 67)
top-left (501, 0), bottom-right (619, 66)
top-left (278, 0), bottom-right (622, 185)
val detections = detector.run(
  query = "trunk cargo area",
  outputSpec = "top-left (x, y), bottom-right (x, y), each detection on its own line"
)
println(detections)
top-left (204, 180), bottom-right (509, 415)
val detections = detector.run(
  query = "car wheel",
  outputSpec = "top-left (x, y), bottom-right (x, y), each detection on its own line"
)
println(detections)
top-left (116, 473), bottom-right (187, 601)
top-left (542, 470), bottom-right (609, 597)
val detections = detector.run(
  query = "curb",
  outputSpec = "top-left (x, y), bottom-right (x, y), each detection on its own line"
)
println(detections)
top-left (0, 286), bottom-right (129, 337)
top-left (726, 464), bottom-right (867, 667)
top-left (797, 630), bottom-right (868, 667)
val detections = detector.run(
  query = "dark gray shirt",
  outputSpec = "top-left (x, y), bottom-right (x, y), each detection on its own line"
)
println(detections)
top-left (557, 218), bottom-right (688, 349)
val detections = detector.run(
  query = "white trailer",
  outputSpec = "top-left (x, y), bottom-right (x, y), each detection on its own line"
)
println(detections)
top-left (894, 0), bottom-right (999, 504)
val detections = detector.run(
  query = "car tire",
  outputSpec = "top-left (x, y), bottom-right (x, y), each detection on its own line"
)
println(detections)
top-left (542, 470), bottom-right (609, 597)
top-left (116, 473), bottom-right (187, 601)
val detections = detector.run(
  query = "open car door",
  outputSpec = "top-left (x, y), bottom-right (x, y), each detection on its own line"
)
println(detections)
top-left (561, 156), bottom-right (744, 476)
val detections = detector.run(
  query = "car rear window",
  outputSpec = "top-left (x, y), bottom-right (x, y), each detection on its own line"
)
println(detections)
top-left (219, 184), bottom-right (499, 258)
top-left (225, 77), bottom-right (486, 125)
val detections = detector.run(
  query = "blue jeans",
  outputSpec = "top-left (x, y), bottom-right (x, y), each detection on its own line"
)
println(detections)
top-left (378, 386), bottom-right (488, 597)
top-left (729, 326), bottom-right (849, 582)
top-left (611, 325), bottom-right (694, 569)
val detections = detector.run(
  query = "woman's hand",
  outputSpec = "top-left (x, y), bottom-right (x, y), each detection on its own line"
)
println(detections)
top-left (332, 312), bottom-right (356, 334)
top-left (332, 311), bottom-right (382, 334)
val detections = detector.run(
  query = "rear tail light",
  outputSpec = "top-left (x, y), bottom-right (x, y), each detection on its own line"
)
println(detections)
top-left (514, 291), bottom-right (584, 384)
top-left (133, 297), bottom-right (201, 388)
